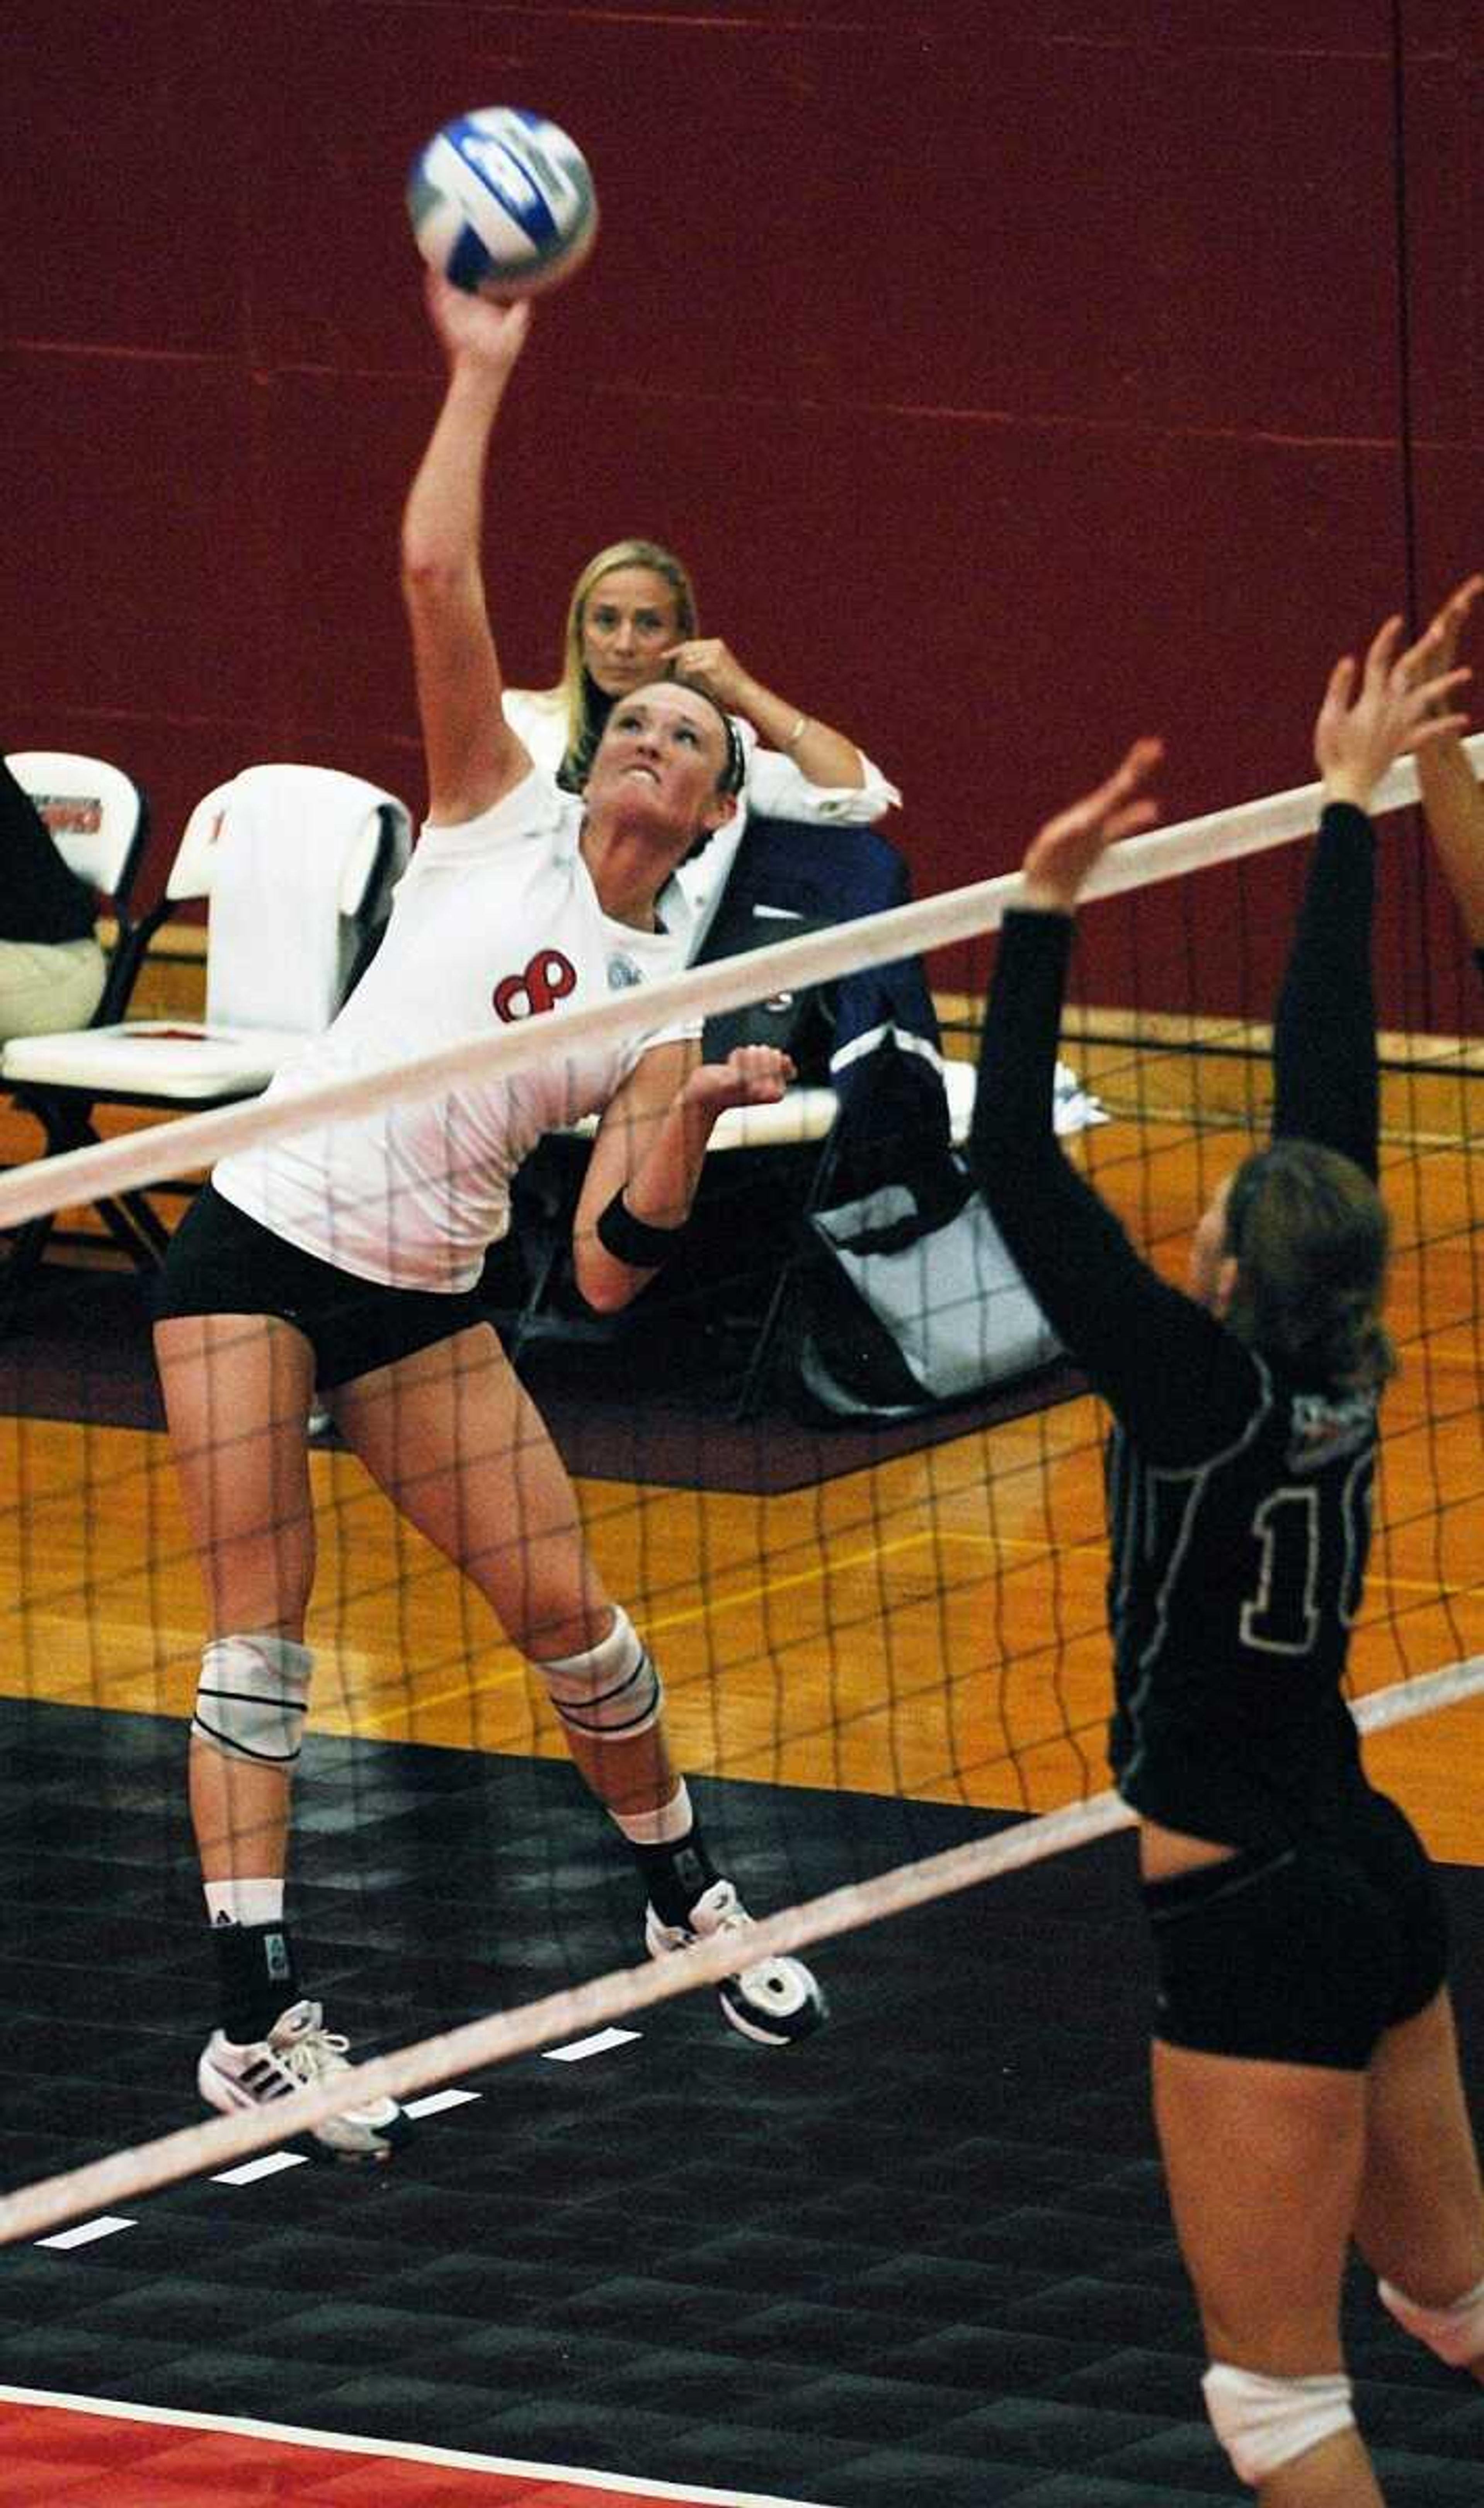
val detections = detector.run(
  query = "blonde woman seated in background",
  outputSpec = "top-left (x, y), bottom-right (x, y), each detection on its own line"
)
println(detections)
top-left (502, 536), bottom-right (900, 958)
top-left (0, 757), bottom-right (107, 1041)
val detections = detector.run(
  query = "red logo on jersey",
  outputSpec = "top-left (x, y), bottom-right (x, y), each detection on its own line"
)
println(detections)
top-left (493, 950), bottom-right (577, 1022)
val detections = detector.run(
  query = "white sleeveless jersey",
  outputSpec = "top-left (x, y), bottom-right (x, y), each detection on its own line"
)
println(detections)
top-left (214, 769), bottom-right (697, 1290)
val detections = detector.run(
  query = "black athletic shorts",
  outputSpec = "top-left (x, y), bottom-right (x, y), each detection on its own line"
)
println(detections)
top-left (152, 1183), bottom-right (491, 1391)
top-left (1140, 1785), bottom-right (1449, 2070)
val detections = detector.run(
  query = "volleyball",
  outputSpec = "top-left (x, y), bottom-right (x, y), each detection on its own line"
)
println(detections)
top-left (407, 108), bottom-right (597, 299)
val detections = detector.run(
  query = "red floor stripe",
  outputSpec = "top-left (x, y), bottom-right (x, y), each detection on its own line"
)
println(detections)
top-left (0, 2397), bottom-right (813, 2508)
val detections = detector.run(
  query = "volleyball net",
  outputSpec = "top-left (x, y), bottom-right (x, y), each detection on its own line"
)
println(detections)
top-left (1, 737), bottom-right (1482, 2243)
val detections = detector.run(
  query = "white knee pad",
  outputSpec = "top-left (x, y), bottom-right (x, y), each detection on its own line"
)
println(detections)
top-left (536, 1607), bottom-right (661, 1741)
top-left (1379, 2271), bottom-right (1484, 2368)
top-left (191, 1632), bottom-right (313, 1766)
top-left (1202, 2363), bottom-right (1355, 2486)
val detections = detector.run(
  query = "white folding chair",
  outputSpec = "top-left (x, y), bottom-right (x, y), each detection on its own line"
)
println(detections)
top-left (0, 763), bottom-right (411, 1318)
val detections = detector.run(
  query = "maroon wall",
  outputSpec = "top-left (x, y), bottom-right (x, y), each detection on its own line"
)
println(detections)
top-left (5, 2), bottom-right (1481, 1025)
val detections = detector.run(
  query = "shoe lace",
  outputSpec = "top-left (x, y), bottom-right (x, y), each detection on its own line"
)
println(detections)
top-left (701, 1884), bottom-right (776, 1967)
top-left (705, 1890), bottom-right (808, 1996)
top-left (274, 2020), bottom-right (351, 2087)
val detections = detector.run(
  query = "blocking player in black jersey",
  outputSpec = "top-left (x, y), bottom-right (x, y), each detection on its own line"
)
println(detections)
top-left (968, 614), bottom-right (1484, 2505)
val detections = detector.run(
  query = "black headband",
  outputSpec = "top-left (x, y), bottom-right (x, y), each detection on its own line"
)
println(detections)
top-left (662, 671), bottom-right (746, 795)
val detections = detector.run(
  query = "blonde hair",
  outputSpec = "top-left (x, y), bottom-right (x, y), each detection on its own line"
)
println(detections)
top-left (1222, 1141), bottom-right (1396, 1391)
top-left (555, 539), bottom-right (698, 778)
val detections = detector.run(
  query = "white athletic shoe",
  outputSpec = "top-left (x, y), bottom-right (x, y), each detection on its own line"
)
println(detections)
top-left (197, 1998), bottom-right (410, 2164)
top-left (645, 1879), bottom-right (827, 2046)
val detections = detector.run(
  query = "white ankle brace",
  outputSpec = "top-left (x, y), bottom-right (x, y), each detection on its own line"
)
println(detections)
top-left (1202, 2362), bottom-right (1354, 2484)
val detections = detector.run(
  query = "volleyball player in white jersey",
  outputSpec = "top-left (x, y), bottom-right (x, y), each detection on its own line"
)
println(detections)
top-left (153, 278), bottom-right (825, 2162)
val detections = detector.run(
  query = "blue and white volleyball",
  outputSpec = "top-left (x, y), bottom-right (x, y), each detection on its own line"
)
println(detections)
top-left (407, 108), bottom-right (597, 299)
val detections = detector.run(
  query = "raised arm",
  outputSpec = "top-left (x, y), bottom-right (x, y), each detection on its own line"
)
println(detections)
top-left (1413, 574), bottom-right (1484, 952)
top-left (969, 624), bottom-right (1467, 1457)
top-left (964, 741), bottom-right (1227, 1446)
top-left (572, 1041), bottom-right (794, 1312)
top-left (1275, 613), bottom-right (1473, 1169)
top-left (400, 275), bottom-right (535, 826)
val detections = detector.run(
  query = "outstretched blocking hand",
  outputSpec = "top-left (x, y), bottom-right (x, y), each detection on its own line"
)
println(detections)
top-left (1419, 573), bottom-right (1484, 684)
top-left (1018, 739), bottom-right (1164, 915)
top-left (1409, 574), bottom-right (1484, 948)
top-left (1314, 613), bottom-right (1470, 810)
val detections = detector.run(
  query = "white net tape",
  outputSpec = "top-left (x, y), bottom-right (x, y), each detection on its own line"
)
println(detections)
top-left (1, 740), bottom-right (1477, 1237)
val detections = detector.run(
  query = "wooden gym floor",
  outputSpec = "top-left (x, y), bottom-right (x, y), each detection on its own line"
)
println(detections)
top-left (4, 1101), bottom-right (1481, 1861)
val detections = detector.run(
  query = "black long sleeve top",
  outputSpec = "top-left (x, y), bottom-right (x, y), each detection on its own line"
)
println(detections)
top-left (967, 805), bottom-right (1384, 1846)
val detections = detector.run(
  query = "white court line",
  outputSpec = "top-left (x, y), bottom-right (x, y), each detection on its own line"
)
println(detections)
top-left (38, 2052), bottom-right (625, 2239)
top-left (208, 2094), bottom-right (482, 2181)
top-left (404, 2085), bottom-right (482, 2118)
top-left (211, 2151), bottom-right (309, 2185)
top-left (0, 2383), bottom-right (834, 2505)
top-left (36, 2217), bottom-right (134, 2249)
top-left (543, 2027), bottom-right (641, 2062)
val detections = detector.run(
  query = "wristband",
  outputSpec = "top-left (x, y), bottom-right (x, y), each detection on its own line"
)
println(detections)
top-left (595, 1186), bottom-right (688, 1269)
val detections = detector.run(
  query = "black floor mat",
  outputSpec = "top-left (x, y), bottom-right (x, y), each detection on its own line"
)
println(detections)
top-left (3, 1696), bottom-right (1482, 2504)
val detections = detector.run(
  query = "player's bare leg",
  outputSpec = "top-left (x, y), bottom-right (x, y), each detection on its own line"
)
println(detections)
top-left (1353, 1991), bottom-right (1484, 2385)
top-left (157, 1310), bottom-right (408, 2160)
top-left (1152, 2040), bottom-right (1383, 2504)
top-left (334, 1324), bottom-right (826, 2043)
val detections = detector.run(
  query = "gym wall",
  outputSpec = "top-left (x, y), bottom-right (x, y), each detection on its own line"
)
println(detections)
top-left (5, 2), bottom-right (1481, 1026)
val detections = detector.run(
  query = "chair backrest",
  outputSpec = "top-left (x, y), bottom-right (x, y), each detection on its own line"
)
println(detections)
top-left (5, 749), bottom-right (150, 911)
top-left (177, 764), bottom-right (412, 1033)
top-left (164, 781), bottom-right (236, 905)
